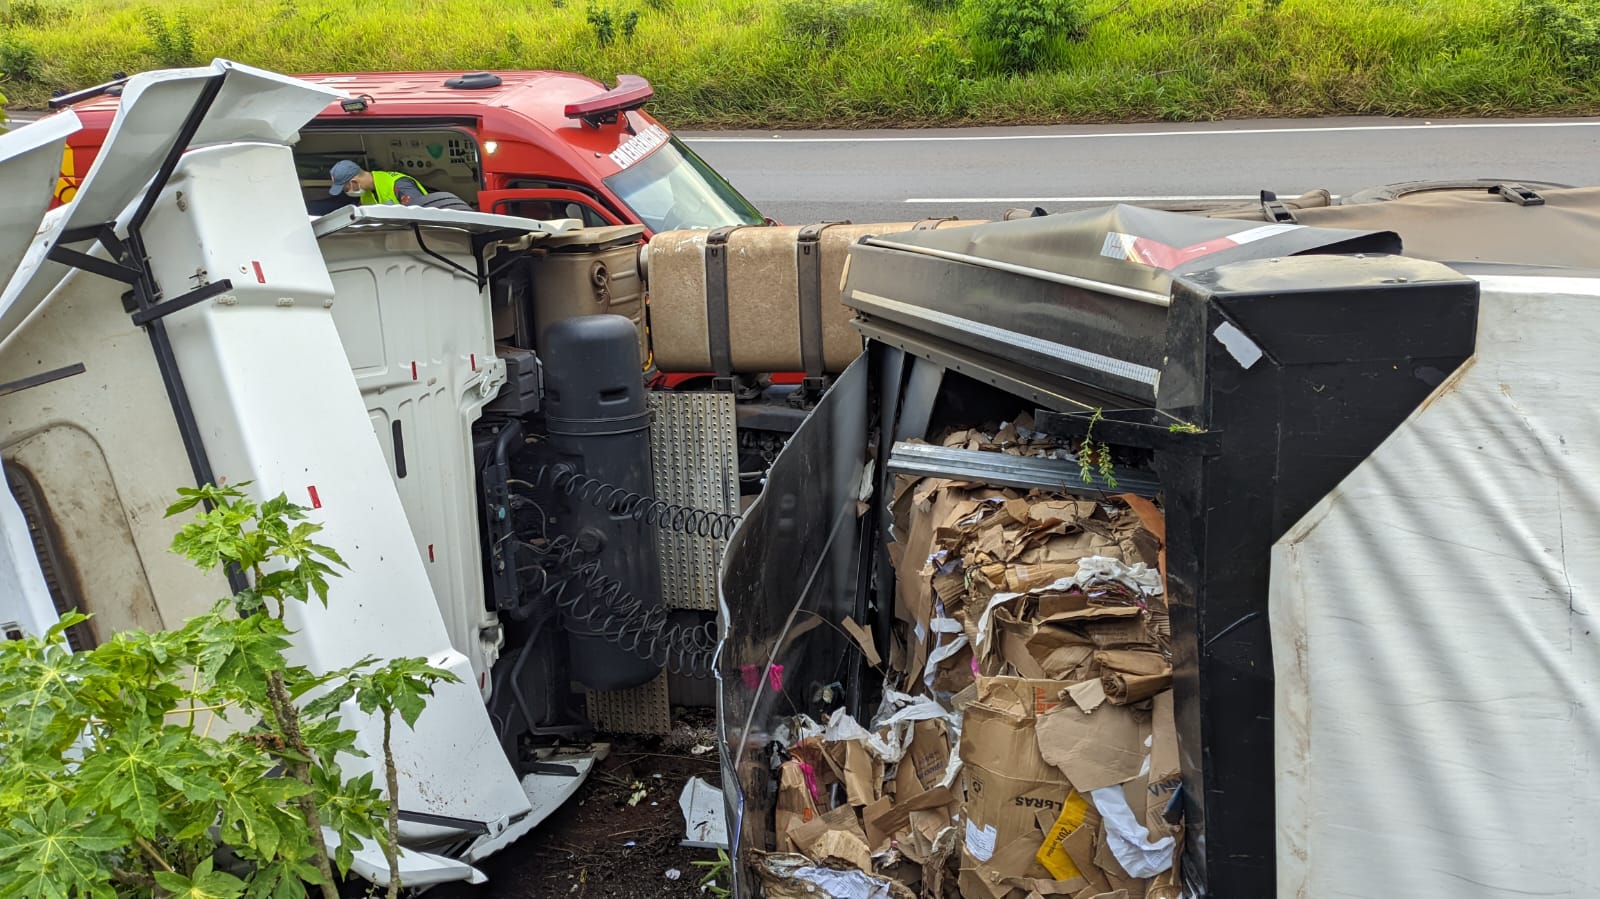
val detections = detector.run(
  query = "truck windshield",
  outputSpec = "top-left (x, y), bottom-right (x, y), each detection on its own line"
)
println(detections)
top-left (603, 137), bottom-right (765, 232)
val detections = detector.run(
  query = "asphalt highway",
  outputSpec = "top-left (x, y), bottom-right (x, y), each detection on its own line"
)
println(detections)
top-left (681, 117), bottom-right (1600, 224)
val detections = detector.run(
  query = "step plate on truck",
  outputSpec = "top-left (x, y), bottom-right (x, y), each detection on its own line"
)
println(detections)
top-left (583, 391), bottom-right (737, 735)
top-left (648, 391), bottom-right (739, 613)
top-left (585, 671), bottom-right (671, 736)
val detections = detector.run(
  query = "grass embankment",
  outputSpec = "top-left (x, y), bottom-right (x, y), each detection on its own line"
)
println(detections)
top-left (1, 0), bottom-right (1597, 126)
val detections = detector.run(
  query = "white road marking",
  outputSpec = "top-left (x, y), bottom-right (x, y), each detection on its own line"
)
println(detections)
top-left (906, 194), bottom-right (1339, 204)
top-left (690, 121), bottom-right (1600, 143)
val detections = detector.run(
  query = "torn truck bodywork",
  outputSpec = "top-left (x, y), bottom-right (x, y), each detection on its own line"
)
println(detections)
top-left (719, 193), bottom-right (1600, 897)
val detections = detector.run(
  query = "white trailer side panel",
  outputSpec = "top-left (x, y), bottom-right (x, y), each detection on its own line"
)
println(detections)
top-left (1273, 275), bottom-right (1600, 898)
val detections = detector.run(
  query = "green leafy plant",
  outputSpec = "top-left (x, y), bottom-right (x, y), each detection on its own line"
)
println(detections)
top-left (909, 27), bottom-right (977, 115)
top-left (779, 0), bottom-right (881, 49)
top-left (142, 6), bottom-right (196, 67)
top-left (693, 848), bottom-right (733, 899)
top-left (587, 2), bottom-right (617, 45)
top-left (963, 0), bottom-right (1084, 73)
top-left (0, 33), bottom-right (39, 81)
top-left (0, 0), bottom-right (57, 27)
top-left (0, 483), bottom-right (456, 898)
top-left (304, 658), bottom-right (456, 897)
top-left (586, 3), bottom-right (641, 44)
top-left (1075, 407), bottom-right (1118, 488)
top-left (1515, 0), bottom-right (1600, 76)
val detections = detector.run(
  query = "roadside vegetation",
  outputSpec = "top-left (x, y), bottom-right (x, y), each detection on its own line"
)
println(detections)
top-left (0, 0), bottom-right (1597, 125)
top-left (0, 484), bottom-right (455, 898)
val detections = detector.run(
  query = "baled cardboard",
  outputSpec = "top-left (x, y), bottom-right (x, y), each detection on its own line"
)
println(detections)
top-left (976, 830), bottom-right (1065, 899)
top-left (775, 759), bottom-right (820, 853)
top-left (1038, 606), bottom-right (1145, 626)
top-left (1023, 882), bottom-right (1093, 897)
top-left (999, 614), bottom-right (1052, 679)
top-left (790, 802), bottom-right (871, 870)
top-left (959, 677), bottom-right (1081, 894)
top-left (862, 795), bottom-right (896, 853)
top-left (1101, 671), bottom-right (1172, 706)
top-left (1035, 702), bottom-right (1150, 793)
top-left (749, 850), bottom-right (918, 899)
top-left (868, 786), bottom-right (955, 841)
top-left (1066, 679), bottom-right (1109, 713)
top-left (1146, 691), bottom-right (1181, 841)
top-left (1061, 815), bottom-right (1113, 895)
top-left (1115, 492), bottom-right (1165, 584)
top-left (1145, 829), bottom-right (1183, 899)
top-left (1092, 650), bottom-right (1170, 677)
top-left (1004, 560), bottom-right (1086, 592)
top-left (825, 735), bottom-right (884, 808)
top-left (813, 827), bottom-right (874, 872)
top-left (1094, 822), bottom-right (1150, 897)
top-left (905, 718), bottom-right (952, 791)
top-left (1035, 791), bottom-right (1092, 881)
top-left (1081, 616), bottom-right (1157, 651)
top-left (843, 615), bottom-right (884, 668)
top-left (932, 640), bottom-right (976, 694)
top-left (1028, 626), bottom-right (1099, 681)
top-left (896, 483), bottom-right (963, 633)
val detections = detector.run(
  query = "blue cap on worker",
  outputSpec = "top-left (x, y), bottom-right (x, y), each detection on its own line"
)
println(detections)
top-left (328, 159), bottom-right (362, 195)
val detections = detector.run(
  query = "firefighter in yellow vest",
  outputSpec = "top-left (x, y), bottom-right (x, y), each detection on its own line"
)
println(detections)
top-left (327, 159), bottom-right (429, 206)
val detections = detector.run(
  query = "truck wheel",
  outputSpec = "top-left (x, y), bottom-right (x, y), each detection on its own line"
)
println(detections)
top-left (1344, 179), bottom-right (1575, 204)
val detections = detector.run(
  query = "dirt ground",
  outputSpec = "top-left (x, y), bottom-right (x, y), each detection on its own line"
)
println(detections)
top-left (430, 710), bottom-right (730, 899)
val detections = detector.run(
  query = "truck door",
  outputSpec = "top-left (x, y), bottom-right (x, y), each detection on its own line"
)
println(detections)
top-left (477, 188), bottom-right (623, 228)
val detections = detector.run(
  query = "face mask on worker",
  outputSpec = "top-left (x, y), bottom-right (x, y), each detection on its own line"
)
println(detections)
top-left (346, 184), bottom-right (363, 198)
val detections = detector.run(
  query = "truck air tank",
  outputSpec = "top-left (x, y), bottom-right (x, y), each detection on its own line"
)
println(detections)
top-left (541, 314), bottom-right (663, 692)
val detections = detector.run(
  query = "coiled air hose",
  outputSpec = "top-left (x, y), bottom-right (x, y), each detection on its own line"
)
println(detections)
top-left (515, 534), bottom-right (719, 678)
top-left (532, 464), bottom-right (743, 540)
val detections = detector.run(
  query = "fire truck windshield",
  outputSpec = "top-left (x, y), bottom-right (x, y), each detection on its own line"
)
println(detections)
top-left (603, 137), bottom-right (765, 232)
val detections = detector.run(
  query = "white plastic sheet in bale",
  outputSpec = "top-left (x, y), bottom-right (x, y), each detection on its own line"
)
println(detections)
top-left (1272, 274), bottom-right (1600, 899)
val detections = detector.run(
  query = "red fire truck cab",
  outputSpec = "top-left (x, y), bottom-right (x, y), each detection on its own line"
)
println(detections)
top-left (49, 69), bottom-right (767, 237)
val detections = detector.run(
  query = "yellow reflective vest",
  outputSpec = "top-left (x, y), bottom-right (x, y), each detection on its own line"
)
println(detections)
top-left (361, 170), bottom-right (428, 205)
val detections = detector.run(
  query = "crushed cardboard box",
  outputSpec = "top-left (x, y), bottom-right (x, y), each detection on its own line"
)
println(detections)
top-left (767, 415), bottom-right (1182, 898)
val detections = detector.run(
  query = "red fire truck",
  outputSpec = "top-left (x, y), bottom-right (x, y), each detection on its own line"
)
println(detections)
top-left (48, 69), bottom-right (768, 237)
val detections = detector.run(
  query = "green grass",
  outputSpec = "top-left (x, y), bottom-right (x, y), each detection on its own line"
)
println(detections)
top-left (0, 0), bottom-right (1596, 126)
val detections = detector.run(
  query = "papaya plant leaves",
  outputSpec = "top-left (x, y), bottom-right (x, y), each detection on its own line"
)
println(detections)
top-left (153, 857), bottom-right (248, 899)
top-left (349, 658), bottom-right (460, 729)
top-left (0, 800), bottom-right (124, 899)
top-left (0, 484), bottom-right (458, 896)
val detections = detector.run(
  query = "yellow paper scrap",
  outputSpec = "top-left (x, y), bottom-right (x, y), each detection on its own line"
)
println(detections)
top-left (1035, 791), bottom-right (1092, 880)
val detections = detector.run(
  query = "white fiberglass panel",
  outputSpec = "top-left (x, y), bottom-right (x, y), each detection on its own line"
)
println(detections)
top-left (141, 141), bottom-right (527, 828)
top-left (1273, 274), bottom-right (1600, 899)
top-left (320, 228), bottom-right (504, 691)
top-left (0, 61), bottom-right (340, 352)
top-left (0, 454), bottom-right (55, 638)
top-left (0, 112), bottom-right (78, 287)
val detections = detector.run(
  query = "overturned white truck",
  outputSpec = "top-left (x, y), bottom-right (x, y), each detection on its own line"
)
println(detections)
top-left (0, 63), bottom-right (621, 886)
top-left (5, 60), bottom-right (1600, 899)
top-left (0, 59), bottom-right (962, 891)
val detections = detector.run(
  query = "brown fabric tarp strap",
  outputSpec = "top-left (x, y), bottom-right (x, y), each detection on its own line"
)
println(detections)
top-left (703, 224), bottom-right (750, 378)
top-left (796, 221), bottom-right (850, 380)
